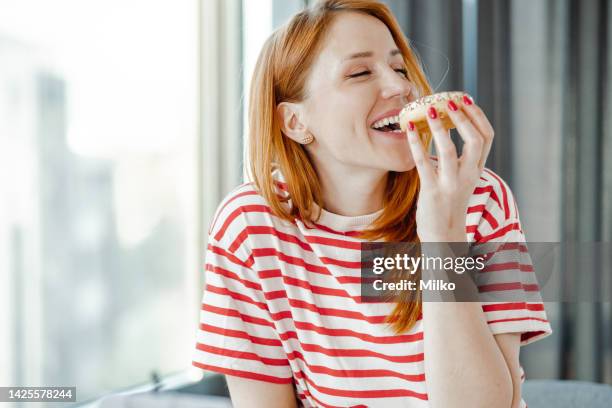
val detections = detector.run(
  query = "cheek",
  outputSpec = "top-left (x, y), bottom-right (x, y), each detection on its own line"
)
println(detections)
top-left (308, 89), bottom-right (375, 142)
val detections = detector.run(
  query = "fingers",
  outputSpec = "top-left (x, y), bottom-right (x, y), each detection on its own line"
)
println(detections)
top-left (459, 95), bottom-right (495, 170)
top-left (425, 106), bottom-right (458, 180)
top-left (445, 99), bottom-right (484, 173)
top-left (406, 122), bottom-right (436, 185)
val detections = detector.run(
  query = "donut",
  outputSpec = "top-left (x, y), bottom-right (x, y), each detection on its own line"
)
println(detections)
top-left (399, 91), bottom-right (469, 133)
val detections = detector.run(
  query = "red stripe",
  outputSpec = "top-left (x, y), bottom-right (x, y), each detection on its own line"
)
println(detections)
top-left (294, 320), bottom-right (423, 344)
top-left (206, 263), bottom-right (263, 291)
top-left (478, 282), bottom-right (540, 292)
top-left (304, 234), bottom-right (363, 250)
top-left (208, 186), bottom-right (256, 235)
top-left (290, 343), bottom-right (424, 364)
top-left (300, 390), bottom-right (371, 408)
top-left (319, 256), bottom-right (364, 268)
top-left (199, 322), bottom-right (282, 347)
top-left (214, 204), bottom-right (273, 242)
top-left (287, 297), bottom-right (388, 324)
top-left (294, 370), bottom-right (428, 400)
top-left (196, 343), bottom-right (289, 366)
top-left (231, 225), bottom-right (313, 253)
top-left (205, 284), bottom-right (269, 311)
top-left (271, 274), bottom-right (353, 300)
top-left (202, 304), bottom-right (275, 328)
top-left (207, 243), bottom-right (252, 269)
top-left (252, 247), bottom-right (332, 276)
top-left (192, 361), bottom-right (292, 384)
top-left (301, 390), bottom-right (353, 408)
top-left (484, 169), bottom-right (511, 219)
top-left (465, 224), bottom-right (482, 242)
top-left (299, 391), bottom-right (345, 408)
top-left (487, 316), bottom-right (549, 325)
top-left (309, 221), bottom-right (364, 237)
top-left (481, 302), bottom-right (545, 312)
top-left (274, 180), bottom-right (288, 191)
top-left (477, 222), bottom-right (521, 243)
top-left (231, 224), bottom-right (365, 254)
top-left (473, 185), bottom-right (502, 211)
top-left (476, 242), bottom-right (529, 260)
top-left (304, 364), bottom-right (425, 382)
top-left (467, 204), bottom-right (500, 230)
top-left (252, 248), bottom-right (367, 282)
top-left (481, 261), bottom-right (534, 273)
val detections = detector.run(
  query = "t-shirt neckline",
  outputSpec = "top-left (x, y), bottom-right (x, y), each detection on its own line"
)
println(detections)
top-left (314, 203), bottom-right (383, 231)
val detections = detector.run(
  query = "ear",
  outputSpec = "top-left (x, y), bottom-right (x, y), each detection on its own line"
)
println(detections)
top-left (277, 102), bottom-right (311, 144)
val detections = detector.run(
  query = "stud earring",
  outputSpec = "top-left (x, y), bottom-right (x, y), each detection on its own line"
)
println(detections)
top-left (301, 133), bottom-right (314, 145)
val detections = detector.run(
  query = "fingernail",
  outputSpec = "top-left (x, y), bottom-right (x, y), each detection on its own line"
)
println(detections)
top-left (408, 121), bottom-right (415, 131)
top-left (462, 95), bottom-right (473, 106)
top-left (447, 100), bottom-right (458, 112)
top-left (427, 106), bottom-right (438, 119)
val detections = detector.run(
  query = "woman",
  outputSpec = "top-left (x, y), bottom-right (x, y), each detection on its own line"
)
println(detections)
top-left (192, 1), bottom-right (552, 407)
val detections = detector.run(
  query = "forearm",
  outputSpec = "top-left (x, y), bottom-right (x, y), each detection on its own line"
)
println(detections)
top-left (418, 239), bottom-right (513, 408)
top-left (422, 301), bottom-right (513, 408)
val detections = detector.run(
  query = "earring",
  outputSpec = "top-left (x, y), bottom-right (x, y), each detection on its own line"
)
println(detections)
top-left (300, 133), bottom-right (314, 145)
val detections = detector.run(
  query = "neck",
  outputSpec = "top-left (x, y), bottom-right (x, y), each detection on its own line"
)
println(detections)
top-left (311, 158), bottom-right (388, 217)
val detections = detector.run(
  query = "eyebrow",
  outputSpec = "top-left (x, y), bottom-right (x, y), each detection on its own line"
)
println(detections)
top-left (342, 49), bottom-right (402, 61)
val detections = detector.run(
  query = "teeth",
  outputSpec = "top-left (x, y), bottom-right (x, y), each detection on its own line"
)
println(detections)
top-left (372, 115), bottom-right (400, 129)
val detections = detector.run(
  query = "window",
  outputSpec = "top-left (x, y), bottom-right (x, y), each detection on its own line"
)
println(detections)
top-left (0, 0), bottom-right (200, 401)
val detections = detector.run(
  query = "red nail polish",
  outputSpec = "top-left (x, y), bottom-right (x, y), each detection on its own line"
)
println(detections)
top-left (462, 95), bottom-right (473, 106)
top-left (448, 100), bottom-right (458, 112)
top-left (408, 121), bottom-right (415, 131)
top-left (427, 106), bottom-right (438, 119)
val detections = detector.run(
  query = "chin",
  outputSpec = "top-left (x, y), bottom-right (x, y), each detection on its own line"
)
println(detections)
top-left (390, 163), bottom-right (417, 173)
top-left (378, 158), bottom-right (416, 173)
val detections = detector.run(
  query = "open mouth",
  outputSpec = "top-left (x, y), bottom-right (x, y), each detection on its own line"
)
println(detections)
top-left (370, 115), bottom-right (403, 133)
top-left (374, 122), bottom-right (402, 132)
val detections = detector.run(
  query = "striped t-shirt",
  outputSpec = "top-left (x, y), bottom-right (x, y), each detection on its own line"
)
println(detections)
top-left (192, 159), bottom-right (552, 407)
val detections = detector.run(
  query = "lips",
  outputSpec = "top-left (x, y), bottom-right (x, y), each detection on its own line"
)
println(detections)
top-left (369, 108), bottom-right (403, 128)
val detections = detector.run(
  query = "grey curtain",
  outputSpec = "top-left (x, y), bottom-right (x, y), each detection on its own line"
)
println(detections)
top-left (382, 0), bottom-right (612, 384)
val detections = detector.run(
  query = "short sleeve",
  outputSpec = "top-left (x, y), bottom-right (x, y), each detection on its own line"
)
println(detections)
top-left (469, 171), bottom-right (553, 346)
top-left (192, 196), bottom-right (293, 384)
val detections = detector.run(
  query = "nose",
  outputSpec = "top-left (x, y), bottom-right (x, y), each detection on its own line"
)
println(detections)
top-left (380, 67), bottom-right (417, 101)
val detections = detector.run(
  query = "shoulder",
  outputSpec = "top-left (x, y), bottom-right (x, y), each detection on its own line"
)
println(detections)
top-left (207, 182), bottom-right (269, 240)
top-left (207, 180), bottom-right (291, 250)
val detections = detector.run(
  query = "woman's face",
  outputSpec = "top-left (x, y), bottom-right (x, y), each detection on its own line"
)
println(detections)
top-left (300, 12), bottom-right (419, 172)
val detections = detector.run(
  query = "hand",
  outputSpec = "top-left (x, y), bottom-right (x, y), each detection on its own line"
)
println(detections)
top-left (406, 95), bottom-right (495, 243)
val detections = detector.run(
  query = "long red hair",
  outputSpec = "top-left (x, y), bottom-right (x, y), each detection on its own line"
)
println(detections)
top-left (247, 0), bottom-right (433, 333)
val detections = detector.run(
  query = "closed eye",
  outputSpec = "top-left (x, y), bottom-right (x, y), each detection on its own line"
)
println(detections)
top-left (348, 68), bottom-right (409, 78)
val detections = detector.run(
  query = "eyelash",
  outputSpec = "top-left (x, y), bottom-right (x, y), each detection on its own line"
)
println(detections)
top-left (348, 68), bottom-right (409, 79)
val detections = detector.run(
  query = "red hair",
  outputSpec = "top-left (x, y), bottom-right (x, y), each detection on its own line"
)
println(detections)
top-left (247, 0), bottom-right (433, 333)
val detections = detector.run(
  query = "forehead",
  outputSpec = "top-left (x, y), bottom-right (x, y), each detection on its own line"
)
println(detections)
top-left (319, 12), bottom-right (397, 61)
